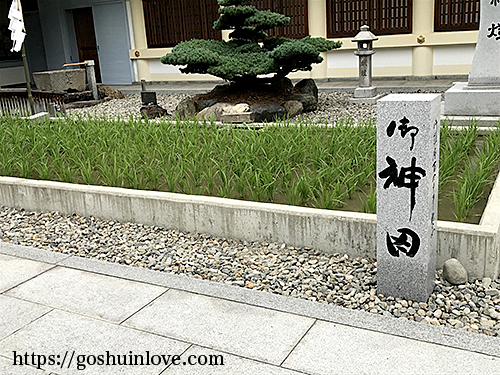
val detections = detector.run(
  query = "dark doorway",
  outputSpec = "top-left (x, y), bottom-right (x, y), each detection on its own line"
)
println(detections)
top-left (72, 7), bottom-right (101, 82)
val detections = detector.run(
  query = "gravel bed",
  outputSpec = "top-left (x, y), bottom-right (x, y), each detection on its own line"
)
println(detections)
top-left (67, 92), bottom-right (377, 124)
top-left (1, 206), bottom-right (499, 337)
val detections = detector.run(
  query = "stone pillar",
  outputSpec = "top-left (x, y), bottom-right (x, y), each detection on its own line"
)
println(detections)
top-left (85, 60), bottom-right (99, 100)
top-left (469, 0), bottom-right (500, 87)
top-left (444, 0), bottom-right (500, 116)
top-left (377, 94), bottom-right (441, 302)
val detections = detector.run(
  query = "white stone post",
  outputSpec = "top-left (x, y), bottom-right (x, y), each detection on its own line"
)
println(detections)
top-left (85, 60), bottom-right (99, 101)
top-left (377, 94), bottom-right (441, 302)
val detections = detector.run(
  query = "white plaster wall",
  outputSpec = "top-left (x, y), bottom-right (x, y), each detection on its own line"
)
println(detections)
top-left (433, 45), bottom-right (475, 66)
top-left (373, 48), bottom-right (412, 68)
top-left (149, 60), bottom-right (184, 74)
top-left (327, 48), bottom-right (412, 69)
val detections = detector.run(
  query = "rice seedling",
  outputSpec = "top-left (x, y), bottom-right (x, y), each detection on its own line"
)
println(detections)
top-left (439, 121), bottom-right (477, 189)
top-left (362, 183), bottom-right (377, 214)
top-left (453, 125), bottom-right (500, 221)
top-left (0, 114), bottom-right (495, 223)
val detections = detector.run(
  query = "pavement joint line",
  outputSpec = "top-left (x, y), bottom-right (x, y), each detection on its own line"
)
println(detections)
top-left (56, 254), bottom-right (500, 359)
top-left (2, 243), bottom-right (499, 359)
top-left (0, 353), bottom-right (53, 374)
top-left (118, 288), bottom-right (171, 326)
top-left (160, 343), bottom-right (194, 373)
top-left (279, 319), bottom-right (318, 368)
top-left (0, 263), bottom-right (58, 295)
top-left (0, 304), bottom-right (54, 342)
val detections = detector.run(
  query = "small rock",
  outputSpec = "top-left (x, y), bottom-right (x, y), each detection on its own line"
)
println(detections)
top-left (284, 100), bottom-right (303, 118)
top-left (176, 98), bottom-right (198, 118)
top-left (291, 93), bottom-right (317, 112)
top-left (245, 281), bottom-right (255, 289)
top-left (485, 288), bottom-right (500, 297)
top-left (140, 104), bottom-right (168, 119)
top-left (442, 258), bottom-right (468, 285)
top-left (98, 84), bottom-right (125, 100)
top-left (482, 277), bottom-right (492, 289)
top-left (295, 79), bottom-right (319, 101)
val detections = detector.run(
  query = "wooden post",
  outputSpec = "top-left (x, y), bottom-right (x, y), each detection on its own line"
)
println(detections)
top-left (17, 0), bottom-right (35, 114)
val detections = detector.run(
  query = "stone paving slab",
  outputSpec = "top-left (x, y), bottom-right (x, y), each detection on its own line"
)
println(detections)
top-left (4, 266), bottom-right (167, 323)
top-left (123, 289), bottom-right (315, 365)
top-left (163, 346), bottom-right (306, 374)
top-left (56, 250), bottom-right (500, 359)
top-left (0, 253), bottom-right (54, 293)
top-left (0, 295), bottom-right (51, 341)
top-left (0, 355), bottom-right (55, 374)
top-left (1, 245), bottom-right (500, 375)
top-left (0, 310), bottom-right (190, 375)
top-left (282, 320), bottom-right (500, 375)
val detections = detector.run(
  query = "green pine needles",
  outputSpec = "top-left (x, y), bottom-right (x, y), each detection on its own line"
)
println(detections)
top-left (161, 0), bottom-right (341, 81)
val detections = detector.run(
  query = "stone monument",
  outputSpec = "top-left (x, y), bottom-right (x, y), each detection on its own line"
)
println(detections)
top-left (444, 0), bottom-right (500, 116)
top-left (377, 94), bottom-right (441, 302)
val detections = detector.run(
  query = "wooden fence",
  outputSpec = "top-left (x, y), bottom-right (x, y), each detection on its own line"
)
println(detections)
top-left (142, 0), bottom-right (308, 48)
top-left (434, 0), bottom-right (480, 32)
top-left (143, 0), bottom-right (222, 48)
top-left (326, 0), bottom-right (413, 38)
top-left (252, 0), bottom-right (309, 38)
top-left (0, 90), bottom-right (66, 117)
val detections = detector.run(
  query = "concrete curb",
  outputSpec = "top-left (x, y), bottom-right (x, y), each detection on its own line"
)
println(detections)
top-left (0, 176), bottom-right (499, 279)
top-left (1, 242), bottom-right (498, 358)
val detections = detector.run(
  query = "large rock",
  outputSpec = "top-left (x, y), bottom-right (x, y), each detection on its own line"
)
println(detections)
top-left (291, 93), bottom-right (317, 112)
top-left (442, 258), bottom-right (468, 285)
top-left (98, 84), bottom-right (125, 100)
top-left (295, 78), bottom-right (318, 101)
top-left (176, 98), bottom-right (198, 118)
top-left (198, 99), bottom-right (218, 112)
top-left (271, 77), bottom-right (294, 90)
top-left (140, 104), bottom-right (168, 119)
top-left (284, 100), bottom-right (303, 118)
top-left (197, 103), bottom-right (233, 121)
top-left (231, 103), bottom-right (250, 113)
top-left (197, 103), bottom-right (250, 121)
top-left (249, 103), bottom-right (287, 122)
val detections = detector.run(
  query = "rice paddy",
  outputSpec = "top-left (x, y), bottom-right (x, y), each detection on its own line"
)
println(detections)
top-left (0, 115), bottom-right (498, 224)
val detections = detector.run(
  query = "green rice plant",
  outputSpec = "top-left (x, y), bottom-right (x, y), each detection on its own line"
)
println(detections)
top-left (362, 183), bottom-right (377, 214)
top-left (453, 125), bottom-right (500, 221)
top-left (0, 114), bottom-right (491, 222)
top-left (439, 121), bottom-right (477, 189)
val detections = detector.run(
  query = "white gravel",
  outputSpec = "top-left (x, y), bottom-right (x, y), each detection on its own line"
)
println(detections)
top-left (67, 92), bottom-right (377, 124)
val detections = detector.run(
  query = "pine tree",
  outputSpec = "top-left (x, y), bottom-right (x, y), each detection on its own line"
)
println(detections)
top-left (161, 0), bottom-right (341, 81)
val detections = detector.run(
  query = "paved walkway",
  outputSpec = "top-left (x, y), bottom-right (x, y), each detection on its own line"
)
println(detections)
top-left (1, 242), bottom-right (498, 374)
top-left (110, 77), bottom-right (465, 95)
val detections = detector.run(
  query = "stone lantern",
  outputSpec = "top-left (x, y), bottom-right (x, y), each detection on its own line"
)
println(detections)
top-left (350, 25), bottom-right (381, 103)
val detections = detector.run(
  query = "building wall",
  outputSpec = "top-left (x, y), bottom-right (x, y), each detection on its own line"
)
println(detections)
top-left (129, 0), bottom-right (479, 82)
